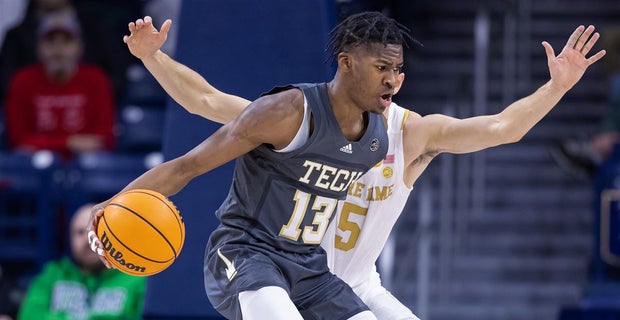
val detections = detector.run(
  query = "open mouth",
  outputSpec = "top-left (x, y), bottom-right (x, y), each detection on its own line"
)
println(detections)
top-left (380, 93), bottom-right (393, 107)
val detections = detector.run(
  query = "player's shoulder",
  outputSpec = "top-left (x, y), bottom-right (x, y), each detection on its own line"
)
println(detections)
top-left (390, 103), bottom-right (421, 128)
top-left (264, 85), bottom-right (304, 101)
top-left (395, 104), bottom-right (431, 140)
top-left (253, 85), bottom-right (304, 114)
top-left (403, 113), bottom-right (456, 144)
top-left (261, 84), bottom-right (305, 99)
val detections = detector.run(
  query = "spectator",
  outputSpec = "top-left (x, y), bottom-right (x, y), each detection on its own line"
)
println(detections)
top-left (4, 9), bottom-right (115, 159)
top-left (0, 0), bottom-right (141, 103)
top-left (17, 203), bottom-right (146, 320)
top-left (0, 0), bottom-right (73, 103)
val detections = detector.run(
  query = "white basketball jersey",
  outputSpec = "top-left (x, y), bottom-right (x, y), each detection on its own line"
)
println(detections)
top-left (322, 103), bottom-right (412, 296)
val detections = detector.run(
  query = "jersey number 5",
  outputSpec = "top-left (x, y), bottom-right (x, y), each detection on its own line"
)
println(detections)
top-left (334, 202), bottom-right (368, 251)
top-left (279, 190), bottom-right (337, 244)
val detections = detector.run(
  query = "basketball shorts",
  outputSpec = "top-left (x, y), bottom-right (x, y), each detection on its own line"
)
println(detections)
top-left (204, 224), bottom-right (369, 320)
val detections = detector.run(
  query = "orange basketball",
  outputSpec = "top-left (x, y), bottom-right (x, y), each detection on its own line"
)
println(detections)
top-left (97, 189), bottom-right (185, 276)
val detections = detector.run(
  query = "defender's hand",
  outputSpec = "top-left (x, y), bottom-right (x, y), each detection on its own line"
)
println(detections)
top-left (123, 15), bottom-right (172, 60)
top-left (543, 25), bottom-right (606, 92)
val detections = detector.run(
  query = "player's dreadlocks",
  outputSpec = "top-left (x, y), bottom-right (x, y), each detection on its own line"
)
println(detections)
top-left (326, 11), bottom-right (419, 62)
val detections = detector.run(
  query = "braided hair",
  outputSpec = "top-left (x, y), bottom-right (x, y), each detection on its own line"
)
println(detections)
top-left (326, 11), bottom-right (417, 62)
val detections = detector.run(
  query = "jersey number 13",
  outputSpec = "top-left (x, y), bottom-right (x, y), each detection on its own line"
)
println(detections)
top-left (279, 190), bottom-right (337, 244)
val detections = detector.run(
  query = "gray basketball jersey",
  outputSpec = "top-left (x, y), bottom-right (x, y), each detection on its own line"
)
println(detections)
top-left (215, 83), bottom-right (388, 253)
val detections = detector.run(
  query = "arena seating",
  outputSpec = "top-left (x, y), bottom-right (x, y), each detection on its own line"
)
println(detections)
top-left (0, 151), bottom-right (61, 271)
top-left (65, 151), bottom-right (161, 214)
top-left (123, 64), bottom-right (167, 106)
top-left (116, 104), bottom-right (166, 153)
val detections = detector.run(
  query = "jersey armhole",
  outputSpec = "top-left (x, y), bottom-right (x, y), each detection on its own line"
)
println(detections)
top-left (274, 92), bottom-right (311, 153)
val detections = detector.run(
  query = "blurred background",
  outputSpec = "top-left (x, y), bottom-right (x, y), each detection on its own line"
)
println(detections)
top-left (0, 0), bottom-right (619, 319)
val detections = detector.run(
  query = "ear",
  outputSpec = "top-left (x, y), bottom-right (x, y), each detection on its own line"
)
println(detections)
top-left (394, 73), bottom-right (405, 95)
top-left (337, 52), bottom-right (352, 71)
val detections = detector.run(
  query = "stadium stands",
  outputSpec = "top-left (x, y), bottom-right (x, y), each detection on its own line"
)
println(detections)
top-left (0, 151), bottom-right (61, 270)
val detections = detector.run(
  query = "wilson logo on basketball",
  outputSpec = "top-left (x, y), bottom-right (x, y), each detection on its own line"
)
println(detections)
top-left (100, 231), bottom-right (147, 273)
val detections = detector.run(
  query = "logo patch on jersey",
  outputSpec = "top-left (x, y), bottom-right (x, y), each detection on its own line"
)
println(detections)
top-left (216, 248), bottom-right (237, 281)
top-left (339, 143), bottom-right (353, 154)
top-left (384, 154), bottom-right (395, 164)
top-left (370, 138), bottom-right (380, 152)
top-left (382, 166), bottom-right (393, 178)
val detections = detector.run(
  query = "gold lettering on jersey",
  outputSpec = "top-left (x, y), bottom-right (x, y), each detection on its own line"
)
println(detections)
top-left (366, 185), bottom-right (394, 201)
top-left (348, 181), bottom-right (365, 198)
top-left (298, 160), bottom-right (364, 192)
top-left (347, 181), bottom-right (395, 201)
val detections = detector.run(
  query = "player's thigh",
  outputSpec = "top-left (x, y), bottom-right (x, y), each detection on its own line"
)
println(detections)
top-left (365, 290), bottom-right (419, 320)
top-left (239, 286), bottom-right (303, 320)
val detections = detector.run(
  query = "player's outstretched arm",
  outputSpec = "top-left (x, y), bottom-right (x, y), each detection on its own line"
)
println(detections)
top-left (87, 88), bottom-right (305, 266)
top-left (123, 16), bottom-right (250, 123)
top-left (410, 25), bottom-right (606, 156)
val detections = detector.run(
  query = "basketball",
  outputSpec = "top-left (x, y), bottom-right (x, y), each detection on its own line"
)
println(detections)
top-left (96, 189), bottom-right (185, 276)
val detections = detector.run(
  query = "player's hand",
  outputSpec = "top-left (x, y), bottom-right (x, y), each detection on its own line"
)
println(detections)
top-left (543, 25), bottom-right (606, 92)
top-left (87, 205), bottom-right (113, 269)
top-left (123, 15), bottom-right (172, 60)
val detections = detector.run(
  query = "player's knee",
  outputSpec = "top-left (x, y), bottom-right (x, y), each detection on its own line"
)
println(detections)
top-left (239, 286), bottom-right (302, 320)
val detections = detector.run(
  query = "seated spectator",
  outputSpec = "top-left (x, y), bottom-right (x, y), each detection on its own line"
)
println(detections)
top-left (4, 10), bottom-right (115, 159)
top-left (17, 203), bottom-right (146, 320)
top-left (0, 0), bottom-right (140, 103)
top-left (0, 0), bottom-right (75, 103)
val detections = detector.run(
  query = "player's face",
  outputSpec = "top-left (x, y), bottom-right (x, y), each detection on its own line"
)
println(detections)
top-left (347, 43), bottom-right (404, 114)
top-left (70, 206), bottom-right (104, 272)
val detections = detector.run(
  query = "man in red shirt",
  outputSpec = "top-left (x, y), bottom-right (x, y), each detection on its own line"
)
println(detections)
top-left (4, 9), bottom-right (115, 159)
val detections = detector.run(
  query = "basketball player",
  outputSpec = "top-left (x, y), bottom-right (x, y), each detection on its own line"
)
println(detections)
top-left (116, 15), bottom-right (606, 320)
top-left (88, 12), bottom-right (419, 320)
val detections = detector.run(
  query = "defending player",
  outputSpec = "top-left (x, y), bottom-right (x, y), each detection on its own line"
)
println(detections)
top-left (119, 14), bottom-right (605, 320)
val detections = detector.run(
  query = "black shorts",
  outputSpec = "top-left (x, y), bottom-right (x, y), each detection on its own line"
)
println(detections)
top-left (203, 225), bottom-right (369, 320)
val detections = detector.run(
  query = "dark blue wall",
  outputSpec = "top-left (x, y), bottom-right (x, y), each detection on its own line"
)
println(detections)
top-left (143, 0), bottom-right (337, 318)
